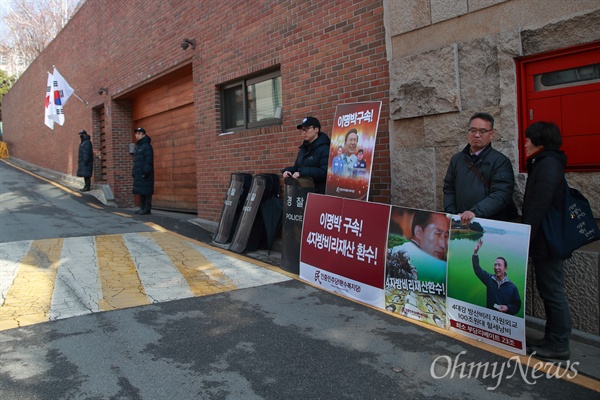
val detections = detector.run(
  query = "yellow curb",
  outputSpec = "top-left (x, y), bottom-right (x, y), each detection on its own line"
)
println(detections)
top-left (1, 159), bottom-right (82, 197)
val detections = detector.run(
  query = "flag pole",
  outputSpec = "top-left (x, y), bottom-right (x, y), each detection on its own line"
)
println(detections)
top-left (71, 92), bottom-right (89, 106)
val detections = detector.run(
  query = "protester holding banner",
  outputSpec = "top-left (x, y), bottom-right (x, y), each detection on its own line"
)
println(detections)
top-left (522, 121), bottom-right (571, 360)
top-left (443, 112), bottom-right (515, 225)
top-left (76, 130), bottom-right (93, 192)
top-left (282, 117), bottom-right (331, 194)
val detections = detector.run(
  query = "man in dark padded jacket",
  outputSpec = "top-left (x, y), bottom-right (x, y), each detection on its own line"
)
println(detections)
top-left (282, 116), bottom-right (331, 194)
top-left (76, 130), bottom-right (93, 192)
top-left (443, 112), bottom-right (515, 225)
top-left (132, 127), bottom-right (154, 215)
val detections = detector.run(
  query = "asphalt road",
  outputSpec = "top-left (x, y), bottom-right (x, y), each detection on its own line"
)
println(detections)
top-left (0, 159), bottom-right (599, 399)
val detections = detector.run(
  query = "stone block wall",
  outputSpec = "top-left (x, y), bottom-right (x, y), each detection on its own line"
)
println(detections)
top-left (384, 0), bottom-right (600, 334)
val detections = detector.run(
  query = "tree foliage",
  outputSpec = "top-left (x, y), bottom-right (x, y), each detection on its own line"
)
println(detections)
top-left (1, 0), bottom-right (80, 120)
top-left (1, 0), bottom-right (80, 72)
top-left (0, 70), bottom-right (18, 121)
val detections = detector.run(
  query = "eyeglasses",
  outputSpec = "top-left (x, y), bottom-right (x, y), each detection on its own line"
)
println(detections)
top-left (468, 127), bottom-right (493, 135)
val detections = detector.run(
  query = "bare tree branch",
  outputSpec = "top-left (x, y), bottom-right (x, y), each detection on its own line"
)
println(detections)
top-left (1, 0), bottom-right (81, 76)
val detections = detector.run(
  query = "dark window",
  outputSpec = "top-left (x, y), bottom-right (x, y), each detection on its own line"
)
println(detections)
top-left (221, 69), bottom-right (282, 131)
top-left (535, 63), bottom-right (600, 91)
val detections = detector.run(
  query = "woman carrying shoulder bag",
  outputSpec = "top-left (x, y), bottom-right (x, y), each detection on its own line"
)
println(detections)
top-left (522, 121), bottom-right (571, 360)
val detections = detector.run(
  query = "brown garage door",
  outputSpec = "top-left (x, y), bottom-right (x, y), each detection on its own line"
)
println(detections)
top-left (130, 66), bottom-right (197, 212)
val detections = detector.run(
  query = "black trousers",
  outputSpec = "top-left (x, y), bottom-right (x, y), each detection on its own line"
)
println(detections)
top-left (83, 177), bottom-right (91, 189)
top-left (533, 257), bottom-right (572, 351)
top-left (139, 195), bottom-right (152, 211)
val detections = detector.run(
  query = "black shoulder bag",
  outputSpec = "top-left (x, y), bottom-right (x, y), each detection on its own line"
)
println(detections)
top-left (541, 176), bottom-right (600, 259)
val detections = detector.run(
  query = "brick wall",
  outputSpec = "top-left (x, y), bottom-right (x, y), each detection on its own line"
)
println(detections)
top-left (3, 0), bottom-right (390, 222)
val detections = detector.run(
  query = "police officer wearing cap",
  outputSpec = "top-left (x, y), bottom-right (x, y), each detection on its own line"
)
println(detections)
top-left (76, 129), bottom-right (93, 192)
top-left (282, 116), bottom-right (331, 194)
top-left (132, 127), bottom-right (154, 215)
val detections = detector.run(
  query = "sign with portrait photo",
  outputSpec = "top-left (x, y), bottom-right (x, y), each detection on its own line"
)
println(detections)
top-left (385, 207), bottom-right (450, 329)
top-left (446, 216), bottom-right (530, 354)
top-left (325, 101), bottom-right (382, 201)
top-left (297, 193), bottom-right (532, 355)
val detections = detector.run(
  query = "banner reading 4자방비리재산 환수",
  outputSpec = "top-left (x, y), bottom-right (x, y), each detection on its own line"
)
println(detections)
top-left (299, 193), bottom-right (390, 307)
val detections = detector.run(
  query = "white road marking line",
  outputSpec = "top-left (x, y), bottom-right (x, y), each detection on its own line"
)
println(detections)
top-left (184, 241), bottom-right (291, 288)
top-left (51, 237), bottom-right (102, 320)
top-left (0, 240), bottom-right (32, 307)
top-left (123, 233), bottom-right (194, 303)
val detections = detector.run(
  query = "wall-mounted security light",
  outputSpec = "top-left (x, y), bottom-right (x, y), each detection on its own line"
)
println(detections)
top-left (181, 38), bottom-right (196, 50)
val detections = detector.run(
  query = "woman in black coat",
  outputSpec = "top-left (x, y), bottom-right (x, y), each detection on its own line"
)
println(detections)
top-left (282, 116), bottom-right (331, 194)
top-left (522, 121), bottom-right (571, 360)
top-left (76, 130), bottom-right (93, 191)
top-left (132, 127), bottom-right (154, 215)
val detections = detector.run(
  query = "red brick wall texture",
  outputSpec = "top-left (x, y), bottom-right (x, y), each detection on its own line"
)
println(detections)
top-left (3, 0), bottom-right (390, 222)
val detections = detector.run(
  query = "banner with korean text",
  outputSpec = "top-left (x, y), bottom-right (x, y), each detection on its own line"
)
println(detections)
top-left (299, 193), bottom-right (390, 307)
top-left (299, 193), bottom-right (530, 354)
top-left (325, 101), bottom-right (382, 200)
top-left (446, 216), bottom-right (530, 354)
top-left (385, 207), bottom-right (450, 329)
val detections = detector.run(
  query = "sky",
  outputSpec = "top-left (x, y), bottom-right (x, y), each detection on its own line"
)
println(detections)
top-left (0, 1), bottom-right (10, 35)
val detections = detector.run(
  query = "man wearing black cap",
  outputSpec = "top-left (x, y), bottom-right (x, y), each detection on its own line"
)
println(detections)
top-left (132, 127), bottom-right (154, 215)
top-left (282, 116), bottom-right (331, 194)
top-left (76, 130), bottom-right (93, 192)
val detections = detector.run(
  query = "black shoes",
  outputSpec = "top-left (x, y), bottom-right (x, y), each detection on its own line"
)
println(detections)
top-left (136, 209), bottom-right (151, 215)
top-left (527, 344), bottom-right (570, 360)
top-left (80, 187), bottom-right (91, 192)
